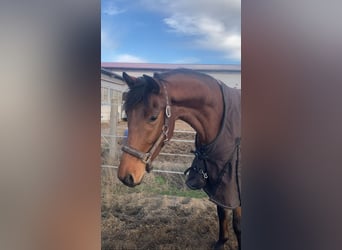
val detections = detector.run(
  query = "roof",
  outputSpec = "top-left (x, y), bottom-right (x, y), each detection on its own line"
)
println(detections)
top-left (101, 62), bottom-right (241, 73)
top-left (101, 68), bottom-right (124, 80)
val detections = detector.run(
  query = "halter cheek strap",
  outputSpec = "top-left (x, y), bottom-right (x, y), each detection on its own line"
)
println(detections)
top-left (121, 83), bottom-right (171, 172)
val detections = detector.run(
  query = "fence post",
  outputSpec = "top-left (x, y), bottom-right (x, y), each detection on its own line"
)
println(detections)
top-left (107, 97), bottom-right (118, 164)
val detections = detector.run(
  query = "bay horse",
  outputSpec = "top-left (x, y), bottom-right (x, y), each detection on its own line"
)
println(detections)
top-left (118, 69), bottom-right (241, 250)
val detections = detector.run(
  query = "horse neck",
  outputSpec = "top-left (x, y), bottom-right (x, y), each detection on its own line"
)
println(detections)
top-left (166, 77), bottom-right (223, 145)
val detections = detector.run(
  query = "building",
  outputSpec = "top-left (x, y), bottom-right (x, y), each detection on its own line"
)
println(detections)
top-left (101, 68), bottom-right (126, 122)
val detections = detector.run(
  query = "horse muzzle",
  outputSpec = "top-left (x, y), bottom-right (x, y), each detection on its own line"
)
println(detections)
top-left (121, 174), bottom-right (136, 187)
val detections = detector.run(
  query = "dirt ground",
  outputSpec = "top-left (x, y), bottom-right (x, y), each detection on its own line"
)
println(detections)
top-left (101, 172), bottom-right (238, 250)
top-left (101, 120), bottom-right (238, 250)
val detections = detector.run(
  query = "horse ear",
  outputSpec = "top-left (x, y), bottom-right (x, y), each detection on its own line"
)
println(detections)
top-left (143, 74), bottom-right (160, 94)
top-left (122, 72), bottom-right (137, 88)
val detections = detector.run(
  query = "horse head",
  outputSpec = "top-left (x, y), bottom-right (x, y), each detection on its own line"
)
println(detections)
top-left (118, 72), bottom-right (173, 186)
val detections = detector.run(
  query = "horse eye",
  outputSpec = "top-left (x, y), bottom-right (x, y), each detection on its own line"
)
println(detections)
top-left (149, 115), bottom-right (158, 122)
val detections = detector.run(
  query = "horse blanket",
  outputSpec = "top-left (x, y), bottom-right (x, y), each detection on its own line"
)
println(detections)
top-left (190, 82), bottom-right (241, 209)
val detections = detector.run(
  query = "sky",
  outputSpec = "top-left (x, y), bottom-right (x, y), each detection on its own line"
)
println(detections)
top-left (101, 0), bottom-right (241, 64)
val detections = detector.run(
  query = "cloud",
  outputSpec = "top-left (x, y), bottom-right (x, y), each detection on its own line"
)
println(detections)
top-left (171, 57), bottom-right (201, 64)
top-left (102, 2), bottom-right (125, 16)
top-left (101, 30), bottom-right (118, 50)
top-left (112, 54), bottom-right (147, 63)
top-left (141, 0), bottom-right (241, 61)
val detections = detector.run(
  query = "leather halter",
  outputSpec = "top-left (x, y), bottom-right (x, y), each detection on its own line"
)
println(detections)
top-left (121, 83), bottom-right (171, 172)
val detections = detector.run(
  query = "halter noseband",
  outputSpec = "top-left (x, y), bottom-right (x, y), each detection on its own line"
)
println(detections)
top-left (121, 83), bottom-right (171, 172)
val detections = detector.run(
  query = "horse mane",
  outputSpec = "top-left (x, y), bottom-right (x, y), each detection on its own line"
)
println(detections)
top-left (124, 68), bottom-right (215, 112)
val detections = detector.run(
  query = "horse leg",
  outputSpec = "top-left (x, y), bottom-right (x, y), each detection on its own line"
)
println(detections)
top-left (232, 206), bottom-right (241, 250)
top-left (214, 205), bottom-right (229, 250)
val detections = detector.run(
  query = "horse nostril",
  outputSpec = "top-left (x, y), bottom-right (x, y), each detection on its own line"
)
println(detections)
top-left (123, 174), bottom-right (135, 187)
